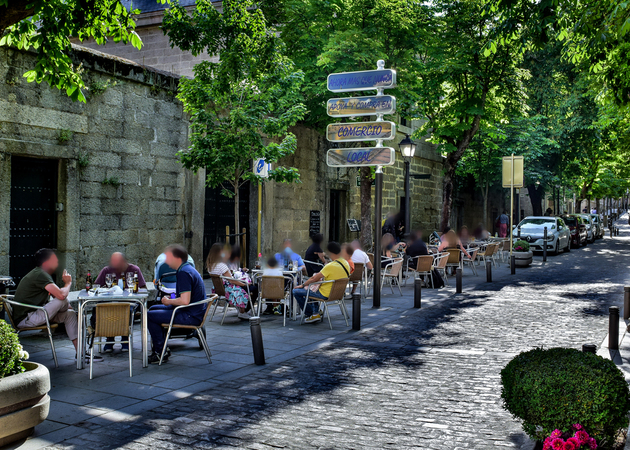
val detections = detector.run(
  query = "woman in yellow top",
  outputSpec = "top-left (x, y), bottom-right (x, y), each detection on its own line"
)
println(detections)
top-left (293, 241), bottom-right (350, 324)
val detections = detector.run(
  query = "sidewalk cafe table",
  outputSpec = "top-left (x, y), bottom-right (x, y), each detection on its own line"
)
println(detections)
top-left (72, 289), bottom-right (149, 370)
top-left (251, 268), bottom-right (303, 320)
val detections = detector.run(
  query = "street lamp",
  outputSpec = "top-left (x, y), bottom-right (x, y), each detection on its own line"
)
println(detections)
top-left (399, 135), bottom-right (417, 239)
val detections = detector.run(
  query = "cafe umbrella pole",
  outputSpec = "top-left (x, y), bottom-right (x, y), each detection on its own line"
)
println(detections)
top-left (373, 166), bottom-right (383, 309)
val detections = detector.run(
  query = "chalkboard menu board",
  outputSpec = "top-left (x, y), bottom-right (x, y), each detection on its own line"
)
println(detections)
top-left (347, 219), bottom-right (360, 232)
top-left (309, 210), bottom-right (321, 237)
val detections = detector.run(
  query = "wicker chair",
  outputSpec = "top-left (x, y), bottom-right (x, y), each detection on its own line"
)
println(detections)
top-left (1, 295), bottom-right (59, 368)
top-left (158, 294), bottom-right (218, 365)
top-left (446, 248), bottom-right (463, 273)
top-left (380, 258), bottom-right (404, 296)
top-left (434, 253), bottom-right (449, 285)
top-left (300, 278), bottom-right (350, 330)
top-left (408, 255), bottom-right (434, 288)
top-left (347, 262), bottom-right (365, 298)
top-left (90, 302), bottom-right (133, 379)
top-left (258, 276), bottom-right (292, 326)
top-left (209, 275), bottom-right (253, 325)
top-left (463, 248), bottom-right (479, 276)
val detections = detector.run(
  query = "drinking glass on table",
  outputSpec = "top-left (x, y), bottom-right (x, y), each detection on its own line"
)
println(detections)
top-left (93, 284), bottom-right (101, 295)
top-left (126, 272), bottom-right (134, 293)
top-left (105, 273), bottom-right (113, 289)
top-left (292, 260), bottom-right (298, 271)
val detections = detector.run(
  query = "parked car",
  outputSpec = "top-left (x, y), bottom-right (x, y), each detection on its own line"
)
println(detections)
top-left (560, 214), bottom-right (587, 248)
top-left (513, 216), bottom-right (571, 255)
top-left (590, 214), bottom-right (604, 239)
top-left (578, 214), bottom-right (596, 243)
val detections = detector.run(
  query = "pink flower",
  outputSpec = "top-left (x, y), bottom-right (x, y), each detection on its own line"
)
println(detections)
top-left (551, 430), bottom-right (563, 438)
top-left (588, 437), bottom-right (597, 450)
top-left (567, 437), bottom-right (580, 447)
top-left (563, 441), bottom-right (576, 450)
top-left (543, 442), bottom-right (553, 450)
top-left (573, 424), bottom-right (584, 431)
top-left (575, 431), bottom-right (589, 444)
top-left (552, 438), bottom-right (565, 450)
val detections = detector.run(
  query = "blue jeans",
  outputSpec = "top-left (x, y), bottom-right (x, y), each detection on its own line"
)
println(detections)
top-left (292, 288), bottom-right (328, 317)
top-left (147, 305), bottom-right (201, 353)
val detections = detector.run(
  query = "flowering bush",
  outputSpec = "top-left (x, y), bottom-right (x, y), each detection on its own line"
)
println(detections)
top-left (513, 240), bottom-right (531, 252)
top-left (543, 425), bottom-right (597, 450)
top-left (0, 319), bottom-right (29, 378)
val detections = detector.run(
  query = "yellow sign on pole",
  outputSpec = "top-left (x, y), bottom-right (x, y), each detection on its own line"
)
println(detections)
top-left (502, 156), bottom-right (524, 188)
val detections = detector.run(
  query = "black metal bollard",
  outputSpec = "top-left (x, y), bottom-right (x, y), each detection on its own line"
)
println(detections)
top-left (456, 268), bottom-right (462, 293)
top-left (486, 260), bottom-right (492, 282)
top-left (511, 254), bottom-right (516, 275)
top-left (517, 227), bottom-right (521, 239)
top-left (624, 287), bottom-right (630, 320)
top-left (249, 317), bottom-right (265, 365)
top-left (582, 344), bottom-right (597, 354)
top-left (414, 278), bottom-right (422, 308)
top-left (610, 227), bottom-right (614, 238)
top-left (609, 306), bottom-right (620, 351)
top-left (352, 293), bottom-right (361, 330)
top-left (543, 227), bottom-right (548, 262)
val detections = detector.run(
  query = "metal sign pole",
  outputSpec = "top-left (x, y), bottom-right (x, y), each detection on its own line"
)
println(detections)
top-left (510, 153), bottom-right (514, 259)
top-left (374, 166), bottom-right (383, 309)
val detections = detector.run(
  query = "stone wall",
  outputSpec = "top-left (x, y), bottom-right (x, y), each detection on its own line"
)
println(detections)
top-left (0, 45), bottom-right (204, 283)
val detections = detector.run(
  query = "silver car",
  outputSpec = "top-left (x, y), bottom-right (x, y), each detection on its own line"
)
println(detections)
top-left (578, 214), bottom-right (595, 243)
top-left (513, 216), bottom-right (571, 255)
top-left (590, 214), bottom-right (603, 239)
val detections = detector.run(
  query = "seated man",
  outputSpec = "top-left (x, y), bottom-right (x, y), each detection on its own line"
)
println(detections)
top-left (274, 239), bottom-right (306, 274)
top-left (13, 248), bottom-right (102, 362)
top-left (293, 242), bottom-right (350, 324)
top-left (93, 252), bottom-right (147, 352)
top-left (147, 244), bottom-right (207, 364)
top-left (406, 231), bottom-right (429, 258)
top-left (155, 251), bottom-right (196, 291)
top-left (350, 240), bottom-right (373, 295)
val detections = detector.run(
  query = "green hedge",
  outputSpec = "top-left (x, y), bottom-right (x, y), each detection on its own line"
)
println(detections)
top-left (513, 240), bottom-right (530, 252)
top-left (0, 319), bottom-right (25, 378)
top-left (501, 347), bottom-right (630, 446)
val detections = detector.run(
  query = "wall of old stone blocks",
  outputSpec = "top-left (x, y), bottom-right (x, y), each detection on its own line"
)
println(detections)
top-left (0, 46), bottom-right (204, 283)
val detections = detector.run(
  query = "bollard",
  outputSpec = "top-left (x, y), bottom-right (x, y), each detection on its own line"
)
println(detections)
top-left (609, 306), bottom-right (620, 351)
top-left (610, 228), bottom-right (614, 238)
top-left (511, 254), bottom-right (516, 275)
top-left (486, 260), bottom-right (492, 283)
top-left (582, 344), bottom-right (597, 354)
top-left (456, 267), bottom-right (462, 293)
top-left (543, 227), bottom-right (548, 262)
top-left (249, 317), bottom-right (265, 365)
top-left (352, 293), bottom-right (361, 330)
top-left (414, 278), bottom-right (422, 308)
top-left (624, 287), bottom-right (630, 320)
top-left (517, 227), bottom-right (521, 239)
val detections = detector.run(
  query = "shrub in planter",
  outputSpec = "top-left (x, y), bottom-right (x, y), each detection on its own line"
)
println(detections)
top-left (501, 347), bottom-right (630, 447)
top-left (0, 319), bottom-right (27, 378)
top-left (513, 240), bottom-right (531, 252)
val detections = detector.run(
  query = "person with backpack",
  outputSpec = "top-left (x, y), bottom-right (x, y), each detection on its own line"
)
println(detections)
top-left (293, 241), bottom-right (351, 324)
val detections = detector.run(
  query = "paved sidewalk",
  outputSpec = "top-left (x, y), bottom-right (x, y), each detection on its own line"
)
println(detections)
top-left (7, 216), bottom-right (630, 449)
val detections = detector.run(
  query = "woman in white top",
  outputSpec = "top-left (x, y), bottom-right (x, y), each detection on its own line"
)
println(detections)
top-left (206, 243), bottom-right (254, 320)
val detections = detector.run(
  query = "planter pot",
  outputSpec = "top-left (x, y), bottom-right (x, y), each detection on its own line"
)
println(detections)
top-left (0, 362), bottom-right (50, 447)
top-left (514, 251), bottom-right (533, 267)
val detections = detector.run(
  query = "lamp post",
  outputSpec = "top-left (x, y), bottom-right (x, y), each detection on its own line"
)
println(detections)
top-left (399, 135), bottom-right (417, 239)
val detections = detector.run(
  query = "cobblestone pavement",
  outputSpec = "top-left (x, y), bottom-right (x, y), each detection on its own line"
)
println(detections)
top-left (37, 219), bottom-right (630, 450)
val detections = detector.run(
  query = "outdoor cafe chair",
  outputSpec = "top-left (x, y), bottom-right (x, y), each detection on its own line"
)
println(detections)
top-left (446, 249), bottom-right (463, 272)
top-left (214, 276), bottom-right (254, 324)
top-left (1, 294), bottom-right (59, 368)
top-left (158, 294), bottom-right (218, 365)
top-left (434, 253), bottom-right (449, 285)
top-left (300, 278), bottom-right (350, 330)
top-left (258, 276), bottom-right (292, 326)
top-left (477, 243), bottom-right (498, 268)
top-left (347, 262), bottom-right (365, 299)
top-left (208, 274), bottom-right (236, 325)
top-left (463, 248), bottom-right (479, 276)
top-left (89, 302), bottom-right (133, 379)
top-left (380, 258), bottom-right (404, 296)
top-left (409, 255), bottom-right (434, 288)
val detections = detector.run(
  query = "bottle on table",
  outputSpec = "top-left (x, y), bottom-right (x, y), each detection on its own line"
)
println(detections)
top-left (255, 253), bottom-right (261, 270)
top-left (118, 272), bottom-right (125, 289)
top-left (133, 273), bottom-right (139, 294)
top-left (85, 271), bottom-right (93, 292)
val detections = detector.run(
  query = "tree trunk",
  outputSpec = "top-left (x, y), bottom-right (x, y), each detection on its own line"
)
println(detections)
top-left (596, 198), bottom-right (600, 214)
top-left (527, 184), bottom-right (543, 216)
top-left (440, 168), bottom-right (455, 232)
top-left (233, 182), bottom-right (240, 245)
top-left (482, 181), bottom-right (489, 230)
top-left (360, 167), bottom-right (373, 250)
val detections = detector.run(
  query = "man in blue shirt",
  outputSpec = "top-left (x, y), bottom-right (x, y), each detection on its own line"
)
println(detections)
top-left (274, 239), bottom-right (306, 274)
top-left (147, 244), bottom-right (206, 364)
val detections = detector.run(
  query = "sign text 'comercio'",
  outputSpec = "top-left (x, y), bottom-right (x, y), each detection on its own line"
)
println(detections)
top-left (326, 121), bottom-right (396, 142)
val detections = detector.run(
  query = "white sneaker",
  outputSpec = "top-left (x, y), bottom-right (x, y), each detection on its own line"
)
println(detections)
top-left (304, 313), bottom-right (322, 324)
top-left (238, 311), bottom-right (252, 320)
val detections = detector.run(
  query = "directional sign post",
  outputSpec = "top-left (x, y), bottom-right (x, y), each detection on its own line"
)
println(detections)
top-left (326, 60), bottom-right (397, 309)
top-left (253, 158), bottom-right (271, 256)
top-left (503, 154), bottom-right (524, 262)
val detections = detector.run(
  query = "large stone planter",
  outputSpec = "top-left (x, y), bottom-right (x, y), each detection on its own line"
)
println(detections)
top-left (0, 362), bottom-right (50, 447)
top-left (514, 251), bottom-right (533, 267)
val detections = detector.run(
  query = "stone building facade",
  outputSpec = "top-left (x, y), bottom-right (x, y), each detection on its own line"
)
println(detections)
top-left (0, 46), bottom-right (204, 284)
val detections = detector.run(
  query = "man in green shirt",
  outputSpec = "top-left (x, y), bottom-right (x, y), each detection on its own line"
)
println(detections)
top-left (13, 249), bottom-right (88, 359)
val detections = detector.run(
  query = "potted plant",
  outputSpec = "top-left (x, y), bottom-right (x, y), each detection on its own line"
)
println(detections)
top-left (512, 240), bottom-right (533, 267)
top-left (0, 320), bottom-right (51, 447)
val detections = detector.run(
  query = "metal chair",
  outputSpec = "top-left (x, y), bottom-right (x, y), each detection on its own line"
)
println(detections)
top-left (1, 295), bottom-right (59, 368)
top-left (434, 253), bottom-right (449, 285)
top-left (380, 258), bottom-right (404, 296)
top-left (90, 302), bottom-right (133, 379)
top-left (409, 255), bottom-right (434, 288)
top-left (208, 274), bottom-right (231, 325)
top-left (258, 276), bottom-right (291, 326)
top-left (158, 294), bottom-right (218, 365)
top-left (300, 278), bottom-right (350, 330)
top-left (446, 249), bottom-right (463, 273)
top-left (463, 248), bottom-right (479, 275)
top-left (347, 262), bottom-right (365, 298)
